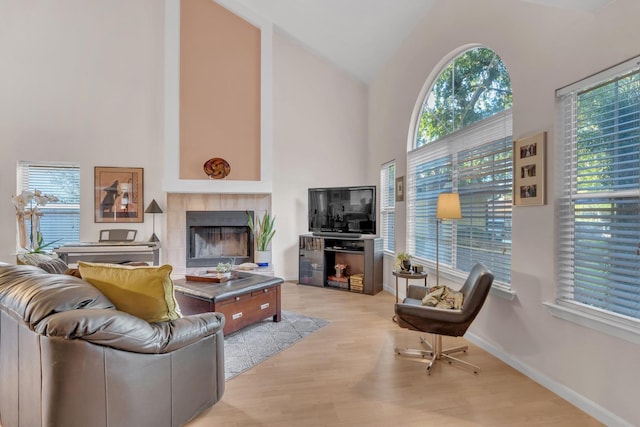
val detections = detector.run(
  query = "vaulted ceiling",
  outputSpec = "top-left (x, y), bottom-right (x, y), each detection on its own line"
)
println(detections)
top-left (227, 0), bottom-right (614, 83)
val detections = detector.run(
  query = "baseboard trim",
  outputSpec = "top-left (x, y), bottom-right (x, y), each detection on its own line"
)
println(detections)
top-left (465, 332), bottom-right (633, 427)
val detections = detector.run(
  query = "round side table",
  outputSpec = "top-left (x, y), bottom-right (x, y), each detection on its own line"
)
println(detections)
top-left (393, 270), bottom-right (428, 303)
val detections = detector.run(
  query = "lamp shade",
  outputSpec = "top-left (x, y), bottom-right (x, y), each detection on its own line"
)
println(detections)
top-left (436, 193), bottom-right (461, 220)
top-left (145, 199), bottom-right (163, 214)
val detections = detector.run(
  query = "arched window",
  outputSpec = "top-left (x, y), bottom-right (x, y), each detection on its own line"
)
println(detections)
top-left (416, 47), bottom-right (512, 147)
top-left (407, 47), bottom-right (513, 285)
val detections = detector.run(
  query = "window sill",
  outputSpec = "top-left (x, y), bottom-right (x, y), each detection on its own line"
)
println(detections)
top-left (490, 282), bottom-right (517, 301)
top-left (421, 260), bottom-right (517, 301)
top-left (543, 301), bottom-right (640, 345)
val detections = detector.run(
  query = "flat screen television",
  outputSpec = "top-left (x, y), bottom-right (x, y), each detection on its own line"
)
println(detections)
top-left (308, 186), bottom-right (376, 236)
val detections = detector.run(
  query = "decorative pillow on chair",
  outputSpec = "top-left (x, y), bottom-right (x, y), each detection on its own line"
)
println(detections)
top-left (17, 252), bottom-right (59, 267)
top-left (78, 262), bottom-right (181, 323)
top-left (422, 286), bottom-right (464, 309)
top-left (37, 258), bottom-right (69, 274)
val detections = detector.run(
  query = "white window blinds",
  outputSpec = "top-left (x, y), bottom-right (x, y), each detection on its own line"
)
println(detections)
top-left (408, 110), bottom-right (513, 284)
top-left (557, 56), bottom-right (640, 320)
top-left (17, 162), bottom-right (81, 247)
top-left (380, 161), bottom-right (396, 252)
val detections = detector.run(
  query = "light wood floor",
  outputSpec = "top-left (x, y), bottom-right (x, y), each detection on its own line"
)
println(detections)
top-left (187, 282), bottom-right (603, 427)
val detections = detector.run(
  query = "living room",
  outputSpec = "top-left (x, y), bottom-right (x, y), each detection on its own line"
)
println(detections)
top-left (1, 0), bottom-right (639, 426)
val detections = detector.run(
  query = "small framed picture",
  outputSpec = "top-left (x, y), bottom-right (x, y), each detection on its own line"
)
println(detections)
top-left (395, 176), bottom-right (405, 202)
top-left (513, 132), bottom-right (545, 206)
top-left (94, 167), bottom-right (144, 222)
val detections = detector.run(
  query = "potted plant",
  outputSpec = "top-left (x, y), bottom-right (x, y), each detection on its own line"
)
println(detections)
top-left (247, 210), bottom-right (276, 266)
top-left (12, 189), bottom-right (61, 253)
top-left (396, 252), bottom-right (413, 271)
top-left (215, 262), bottom-right (233, 279)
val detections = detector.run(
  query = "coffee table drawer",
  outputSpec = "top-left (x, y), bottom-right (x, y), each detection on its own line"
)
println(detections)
top-left (216, 291), bottom-right (276, 335)
top-left (250, 288), bottom-right (277, 320)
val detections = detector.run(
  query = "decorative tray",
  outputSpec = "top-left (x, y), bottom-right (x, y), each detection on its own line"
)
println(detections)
top-left (185, 273), bottom-right (239, 283)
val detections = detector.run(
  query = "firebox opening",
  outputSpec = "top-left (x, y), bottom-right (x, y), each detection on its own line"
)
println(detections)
top-left (190, 226), bottom-right (249, 258)
top-left (186, 211), bottom-right (254, 268)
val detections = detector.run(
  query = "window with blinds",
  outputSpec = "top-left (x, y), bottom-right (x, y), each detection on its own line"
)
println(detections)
top-left (557, 56), bottom-right (640, 321)
top-left (408, 47), bottom-right (512, 285)
top-left (380, 161), bottom-right (396, 252)
top-left (17, 162), bottom-right (80, 248)
top-left (408, 111), bottom-right (513, 284)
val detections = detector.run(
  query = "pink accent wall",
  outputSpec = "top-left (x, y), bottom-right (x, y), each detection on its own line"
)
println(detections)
top-left (179, 0), bottom-right (261, 180)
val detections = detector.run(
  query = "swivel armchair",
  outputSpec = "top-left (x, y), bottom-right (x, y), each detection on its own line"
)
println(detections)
top-left (394, 263), bottom-right (494, 374)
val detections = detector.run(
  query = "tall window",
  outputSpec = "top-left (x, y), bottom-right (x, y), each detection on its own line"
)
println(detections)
top-left (17, 162), bottom-right (80, 247)
top-left (557, 56), bottom-right (640, 322)
top-left (408, 47), bottom-right (513, 284)
top-left (380, 161), bottom-right (396, 252)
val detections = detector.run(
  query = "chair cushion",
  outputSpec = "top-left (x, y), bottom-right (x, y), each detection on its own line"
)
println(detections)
top-left (17, 252), bottom-right (59, 266)
top-left (421, 286), bottom-right (463, 309)
top-left (78, 262), bottom-right (181, 323)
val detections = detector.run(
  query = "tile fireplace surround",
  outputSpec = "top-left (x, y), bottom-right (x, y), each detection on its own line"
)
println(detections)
top-left (165, 193), bottom-right (271, 276)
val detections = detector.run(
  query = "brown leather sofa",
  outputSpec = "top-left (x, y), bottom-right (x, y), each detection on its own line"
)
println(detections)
top-left (0, 263), bottom-right (225, 427)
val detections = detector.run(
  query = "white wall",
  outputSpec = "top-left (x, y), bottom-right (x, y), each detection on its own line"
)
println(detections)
top-left (3, 0), bottom-right (638, 424)
top-left (0, 0), bottom-right (166, 263)
top-left (0, 1), bottom-right (367, 278)
top-left (367, 0), bottom-right (640, 425)
top-left (272, 31), bottom-right (369, 280)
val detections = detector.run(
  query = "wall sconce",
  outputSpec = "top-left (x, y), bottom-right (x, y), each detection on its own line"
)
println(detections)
top-left (145, 199), bottom-right (163, 242)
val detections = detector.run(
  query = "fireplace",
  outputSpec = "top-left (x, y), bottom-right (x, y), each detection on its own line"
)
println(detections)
top-left (186, 211), bottom-right (254, 268)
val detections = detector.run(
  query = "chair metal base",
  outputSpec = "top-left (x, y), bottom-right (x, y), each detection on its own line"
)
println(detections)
top-left (395, 334), bottom-right (480, 375)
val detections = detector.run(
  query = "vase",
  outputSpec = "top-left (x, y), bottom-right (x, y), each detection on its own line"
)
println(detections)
top-left (30, 210), bottom-right (43, 252)
top-left (16, 212), bottom-right (27, 249)
top-left (401, 259), bottom-right (411, 271)
top-left (335, 268), bottom-right (343, 278)
top-left (255, 250), bottom-right (271, 267)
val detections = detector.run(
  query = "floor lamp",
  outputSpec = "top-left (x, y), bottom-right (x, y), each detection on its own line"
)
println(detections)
top-left (436, 193), bottom-right (461, 286)
top-left (145, 199), bottom-right (163, 242)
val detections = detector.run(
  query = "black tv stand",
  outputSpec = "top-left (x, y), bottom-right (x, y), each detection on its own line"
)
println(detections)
top-left (312, 231), bottom-right (362, 238)
top-left (298, 234), bottom-right (383, 295)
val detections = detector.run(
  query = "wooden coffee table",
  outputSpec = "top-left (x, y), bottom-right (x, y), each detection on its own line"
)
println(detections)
top-left (174, 272), bottom-right (283, 335)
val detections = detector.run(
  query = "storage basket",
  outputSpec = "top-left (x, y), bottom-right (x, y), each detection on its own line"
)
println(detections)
top-left (349, 274), bottom-right (364, 293)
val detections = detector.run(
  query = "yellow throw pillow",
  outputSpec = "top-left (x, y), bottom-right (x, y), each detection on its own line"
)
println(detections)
top-left (78, 262), bottom-right (181, 323)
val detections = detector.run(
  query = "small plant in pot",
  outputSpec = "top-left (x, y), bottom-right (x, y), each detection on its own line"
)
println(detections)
top-left (396, 252), bottom-right (413, 271)
top-left (334, 263), bottom-right (347, 278)
top-left (215, 262), bottom-right (233, 279)
top-left (247, 210), bottom-right (276, 266)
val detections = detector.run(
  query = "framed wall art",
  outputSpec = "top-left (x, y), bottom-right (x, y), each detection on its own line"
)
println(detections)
top-left (513, 132), bottom-right (546, 206)
top-left (395, 176), bottom-right (405, 202)
top-left (94, 167), bottom-right (144, 223)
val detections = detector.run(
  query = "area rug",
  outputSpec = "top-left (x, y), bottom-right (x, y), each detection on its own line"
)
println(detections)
top-left (224, 311), bottom-right (329, 380)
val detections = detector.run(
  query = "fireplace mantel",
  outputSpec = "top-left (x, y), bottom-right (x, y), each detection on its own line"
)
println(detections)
top-left (163, 180), bottom-right (272, 194)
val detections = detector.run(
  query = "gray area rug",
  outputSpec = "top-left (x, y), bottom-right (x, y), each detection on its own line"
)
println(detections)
top-left (224, 311), bottom-right (329, 380)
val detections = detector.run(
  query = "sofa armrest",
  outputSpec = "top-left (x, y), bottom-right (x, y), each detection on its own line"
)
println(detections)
top-left (35, 309), bottom-right (225, 354)
top-left (161, 312), bottom-right (226, 352)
